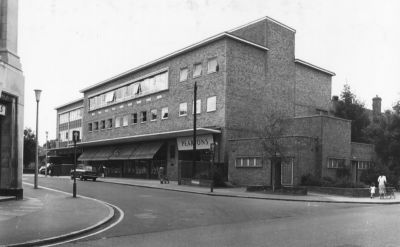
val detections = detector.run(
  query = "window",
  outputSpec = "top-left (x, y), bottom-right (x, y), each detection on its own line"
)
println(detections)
top-left (69, 108), bottom-right (82, 121)
top-left (123, 115), bottom-right (129, 126)
top-left (141, 111), bottom-right (147, 123)
top-left (59, 113), bottom-right (69, 124)
top-left (179, 103), bottom-right (187, 116)
top-left (107, 118), bottom-right (113, 129)
top-left (132, 113), bottom-right (138, 124)
top-left (115, 117), bottom-right (121, 128)
top-left (193, 63), bottom-right (202, 78)
top-left (207, 57), bottom-right (219, 74)
top-left (179, 67), bottom-right (188, 82)
top-left (88, 123), bottom-right (93, 132)
top-left (327, 158), bottom-right (345, 169)
top-left (192, 99), bottom-right (201, 114)
top-left (66, 131), bottom-right (69, 140)
top-left (151, 109), bottom-right (157, 121)
top-left (161, 107), bottom-right (168, 119)
top-left (88, 71), bottom-right (169, 111)
top-left (235, 157), bottom-right (262, 168)
top-left (100, 120), bottom-right (106, 130)
top-left (93, 122), bottom-right (99, 131)
top-left (207, 96), bottom-right (216, 112)
top-left (357, 161), bottom-right (371, 170)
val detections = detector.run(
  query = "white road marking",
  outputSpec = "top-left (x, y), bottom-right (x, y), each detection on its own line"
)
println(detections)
top-left (22, 182), bottom-right (124, 247)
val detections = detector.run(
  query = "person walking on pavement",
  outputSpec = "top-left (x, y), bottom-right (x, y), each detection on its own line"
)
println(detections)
top-left (158, 166), bottom-right (165, 184)
top-left (370, 183), bottom-right (376, 199)
top-left (378, 173), bottom-right (387, 199)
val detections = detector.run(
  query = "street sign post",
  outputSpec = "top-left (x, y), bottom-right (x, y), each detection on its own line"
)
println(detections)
top-left (72, 131), bottom-right (80, 198)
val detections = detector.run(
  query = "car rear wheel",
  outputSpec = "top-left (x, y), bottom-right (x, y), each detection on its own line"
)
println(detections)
top-left (93, 178), bottom-right (97, 182)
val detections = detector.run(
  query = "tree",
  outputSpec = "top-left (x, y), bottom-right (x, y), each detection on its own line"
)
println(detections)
top-left (334, 84), bottom-right (371, 142)
top-left (23, 128), bottom-right (36, 168)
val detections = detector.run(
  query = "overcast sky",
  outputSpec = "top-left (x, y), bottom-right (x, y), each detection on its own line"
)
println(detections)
top-left (18, 0), bottom-right (400, 144)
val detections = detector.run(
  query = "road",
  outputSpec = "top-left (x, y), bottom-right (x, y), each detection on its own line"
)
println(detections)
top-left (25, 176), bottom-right (400, 247)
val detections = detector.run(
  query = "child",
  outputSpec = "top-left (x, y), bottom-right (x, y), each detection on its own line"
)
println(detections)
top-left (370, 183), bottom-right (376, 199)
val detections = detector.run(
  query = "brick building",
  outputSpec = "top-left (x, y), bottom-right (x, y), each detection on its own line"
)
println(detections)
top-left (51, 16), bottom-right (374, 187)
top-left (0, 0), bottom-right (25, 198)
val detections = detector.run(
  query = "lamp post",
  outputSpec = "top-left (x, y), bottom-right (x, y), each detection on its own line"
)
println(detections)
top-left (45, 131), bottom-right (48, 177)
top-left (34, 89), bottom-right (42, 189)
top-left (72, 130), bottom-right (80, 198)
top-left (192, 81), bottom-right (197, 179)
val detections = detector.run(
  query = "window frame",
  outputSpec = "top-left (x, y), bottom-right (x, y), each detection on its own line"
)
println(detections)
top-left (193, 63), bottom-right (202, 78)
top-left (179, 67), bottom-right (188, 82)
top-left (100, 120), bottom-right (106, 130)
top-left (192, 99), bottom-right (201, 114)
top-left (132, 113), bottom-right (138, 124)
top-left (235, 157), bottom-right (262, 168)
top-left (88, 123), bottom-right (93, 132)
top-left (150, 109), bottom-right (157, 121)
top-left (206, 96), bottom-right (217, 112)
top-left (179, 102), bottom-right (188, 117)
top-left (161, 107), bottom-right (169, 120)
top-left (107, 118), bottom-right (113, 129)
top-left (141, 111), bottom-right (147, 123)
top-left (115, 117), bottom-right (121, 128)
top-left (207, 57), bottom-right (219, 74)
top-left (123, 115), bottom-right (129, 127)
top-left (327, 158), bottom-right (346, 169)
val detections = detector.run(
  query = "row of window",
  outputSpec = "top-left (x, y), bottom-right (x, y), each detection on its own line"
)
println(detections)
top-left (328, 158), bottom-right (373, 169)
top-left (235, 157), bottom-right (262, 168)
top-left (179, 57), bottom-right (219, 82)
top-left (179, 96), bottom-right (216, 116)
top-left (59, 108), bottom-right (83, 124)
top-left (59, 128), bottom-right (81, 142)
top-left (88, 71), bottom-right (169, 111)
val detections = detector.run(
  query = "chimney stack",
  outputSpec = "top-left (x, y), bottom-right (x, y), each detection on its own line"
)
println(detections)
top-left (329, 95), bottom-right (339, 115)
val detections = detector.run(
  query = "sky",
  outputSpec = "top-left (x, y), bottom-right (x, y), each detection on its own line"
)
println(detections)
top-left (18, 0), bottom-right (400, 145)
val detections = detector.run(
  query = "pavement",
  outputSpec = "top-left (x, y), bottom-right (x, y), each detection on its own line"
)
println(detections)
top-left (1, 174), bottom-right (399, 246)
top-left (0, 182), bottom-right (114, 247)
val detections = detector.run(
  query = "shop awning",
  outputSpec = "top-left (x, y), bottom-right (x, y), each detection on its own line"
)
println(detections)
top-left (108, 144), bottom-right (138, 160)
top-left (130, 142), bottom-right (163, 160)
top-left (90, 146), bottom-right (117, 161)
top-left (77, 148), bottom-right (98, 161)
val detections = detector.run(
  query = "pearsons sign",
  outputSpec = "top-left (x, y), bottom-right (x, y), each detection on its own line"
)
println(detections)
top-left (177, 134), bottom-right (214, 151)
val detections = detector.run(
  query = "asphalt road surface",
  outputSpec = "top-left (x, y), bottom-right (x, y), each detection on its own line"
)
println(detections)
top-left (25, 176), bottom-right (400, 247)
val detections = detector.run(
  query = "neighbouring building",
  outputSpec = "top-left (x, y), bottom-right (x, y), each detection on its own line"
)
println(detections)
top-left (50, 16), bottom-right (375, 187)
top-left (0, 0), bottom-right (25, 199)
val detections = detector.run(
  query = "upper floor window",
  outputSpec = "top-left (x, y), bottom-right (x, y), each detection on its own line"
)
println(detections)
top-left (179, 103), bottom-right (187, 116)
top-left (59, 113), bottom-right (69, 124)
top-left (327, 158), bottom-right (345, 169)
top-left (235, 157), bottom-right (262, 168)
top-left (207, 57), bottom-right (219, 74)
top-left (193, 63), bottom-right (202, 78)
top-left (69, 108), bottom-right (82, 121)
top-left (141, 111), bottom-right (147, 123)
top-left (107, 118), bottom-right (113, 129)
top-left (88, 71), bottom-right (168, 111)
top-left (207, 96), bottom-right (216, 112)
top-left (151, 109), bottom-right (157, 121)
top-left (192, 99), bottom-right (201, 114)
top-left (132, 113), bottom-right (138, 124)
top-left (161, 107), bottom-right (168, 120)
top-left (180, 67), bottom-right (188, 82)
top-left (88, 123), bottom-right (93, 132)
top-left (100, 120), bottom-right (106, 130)
top-left (93, 122), bottom-right (99, 131)
top-left (115, 117), bottom-right (121, 128)
top-left (123, 115), bottom-right (129, 127)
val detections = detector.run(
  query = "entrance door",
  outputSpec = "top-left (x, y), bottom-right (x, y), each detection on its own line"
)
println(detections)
top-left (271, 157), bottom-right (281, 189)
top-left (281, 158), bottom-right (293, 186)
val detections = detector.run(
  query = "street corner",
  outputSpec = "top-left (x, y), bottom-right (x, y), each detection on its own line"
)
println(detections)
top-left (0, 184), bottom-right (115, 246)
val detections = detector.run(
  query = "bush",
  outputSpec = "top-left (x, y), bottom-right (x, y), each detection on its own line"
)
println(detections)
top-left (301, 174), bottom-right (321, 186)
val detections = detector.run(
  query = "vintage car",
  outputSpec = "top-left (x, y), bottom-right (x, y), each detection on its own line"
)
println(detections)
top-left (70, 164), bottom-right (98, 181)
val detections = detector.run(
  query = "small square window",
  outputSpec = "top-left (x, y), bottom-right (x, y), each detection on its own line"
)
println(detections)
top-left (180, 67), bottom-right (188, 82)
top-left (88, 123), bottom-right (93, 132)
top-left (123, 115), bottom-right (129, 126)
top-left (207, 57), bottom-right (219, 74)
top-left (161, 107), bottom-right (168, 119)
top-left (100, 120), bottom-right (106, 130)
top-left (132, 113), bottom-right (138, 124)
top-left (141, 111), bottom-right (147, 123)
top-left (179, 103), bottom-right (187, 116)
top-left (115, 117), bottom-right (121, 128)
top-left (193, 63), bottom-right (202, 78)
top-left (207, 96), bottom-right (216, 112)
top-left (151, 109), bottom-right (157, 121)
top-left (107, 118), bottom-right (113, 128)
top-left (192, 99), bottom-right (201, 114)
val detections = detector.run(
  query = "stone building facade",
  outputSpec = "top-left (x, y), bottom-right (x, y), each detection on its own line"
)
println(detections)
top-left (0, 0), bottom-right (25, 198)
top-left (53, 16), bottom-right (375, 186)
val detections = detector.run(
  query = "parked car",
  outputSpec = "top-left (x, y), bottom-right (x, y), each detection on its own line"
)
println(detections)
top-left (39, 163), bottom-right (52, 175)
top-left (70, 164), bottom-right (97, 181)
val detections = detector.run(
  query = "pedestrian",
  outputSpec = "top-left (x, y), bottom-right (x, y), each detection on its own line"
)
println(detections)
top-left (370, 183), bottom-right (376, 199)
top-left (158, 166), bottom-right (165, 184)
top-left (378, 173), bottom-right (387, 199)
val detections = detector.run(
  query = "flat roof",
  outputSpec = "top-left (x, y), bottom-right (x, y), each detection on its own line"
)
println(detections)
top-left (80, 32), bottom-right (269, 93)
top-left (54, 98), bottom-right (84, 110)
top-left (295, 59), bottom-right (336, 76)
top-left (78, 127), bottom-right (222, 147)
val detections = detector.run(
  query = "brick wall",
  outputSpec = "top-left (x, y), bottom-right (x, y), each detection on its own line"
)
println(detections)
top-left (294, 63), bottom-right (332, 116)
